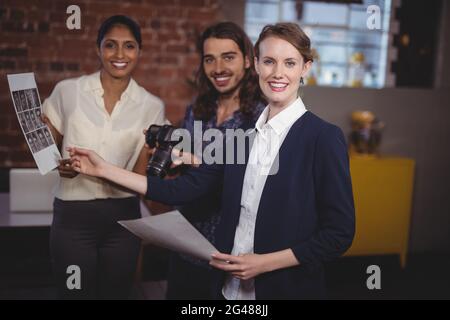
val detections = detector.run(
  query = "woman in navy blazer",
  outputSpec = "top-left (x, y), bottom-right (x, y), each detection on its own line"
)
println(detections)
top-left (69, 23), bottom-right (355, 299)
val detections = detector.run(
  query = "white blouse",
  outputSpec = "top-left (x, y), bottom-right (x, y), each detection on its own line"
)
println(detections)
top-left (43, 71), bottom-right (167, 201)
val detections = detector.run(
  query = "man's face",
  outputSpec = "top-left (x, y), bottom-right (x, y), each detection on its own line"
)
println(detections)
top-left (203, 38), bottom-right (250, 95)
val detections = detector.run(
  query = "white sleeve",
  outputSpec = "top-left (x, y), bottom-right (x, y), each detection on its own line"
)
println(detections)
top-left (155, 100), bottom-right (170, 126)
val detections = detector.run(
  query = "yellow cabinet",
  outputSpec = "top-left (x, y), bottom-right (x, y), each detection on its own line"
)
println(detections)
top-left (344, 157), bottom-right (415, 268)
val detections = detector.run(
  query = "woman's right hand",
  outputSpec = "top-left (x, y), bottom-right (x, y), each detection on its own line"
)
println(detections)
top-left (57, 159), bottom-right (79, 178)
top-left (41, 113), bottom-right (72, 177)
top-left (40, 113), bottom-right (51, 126)
top-left (41, 113), bottom-right (63, 147)
top-left (68, 147), bottom-right (107, 178)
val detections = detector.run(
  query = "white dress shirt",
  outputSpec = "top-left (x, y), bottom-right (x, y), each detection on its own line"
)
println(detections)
top-left (43, 71), bottom-right (167, 201)
top-left (222, 97), bottom-right (307, 300)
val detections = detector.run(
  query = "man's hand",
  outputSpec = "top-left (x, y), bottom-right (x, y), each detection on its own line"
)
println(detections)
top-left (171, 148), bottom-right (201, 168)
top-left (68, 147), bottom-right (108, 178)
top-left (143, 129), bottom-right (201, 168)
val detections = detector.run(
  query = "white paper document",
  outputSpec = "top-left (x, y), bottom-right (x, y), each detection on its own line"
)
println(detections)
top-left (7, 72), bottom-right (61, 175)
top-left (119, 210), bottom-right (218, 261)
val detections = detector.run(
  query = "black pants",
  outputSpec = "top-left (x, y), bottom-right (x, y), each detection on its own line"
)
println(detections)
top-left (166, 253), bottom-right (213, 300)
top-left (50, 197), bottom-right (141, 300)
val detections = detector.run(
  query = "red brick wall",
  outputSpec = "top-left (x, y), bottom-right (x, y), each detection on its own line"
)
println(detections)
top-left (0, 0), bottom-right (223, 167)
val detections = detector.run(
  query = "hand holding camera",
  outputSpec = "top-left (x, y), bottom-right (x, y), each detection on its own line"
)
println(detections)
top-left (144, 125), bottom-right (200, 178)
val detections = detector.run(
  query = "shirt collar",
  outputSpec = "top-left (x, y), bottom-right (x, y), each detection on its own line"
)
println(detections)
top-left (253, 106), bottom-right (270, 133)
top-left (254, 97), bottom-right (307, 136)
top-left (82, 71), bottom-right (140, 103)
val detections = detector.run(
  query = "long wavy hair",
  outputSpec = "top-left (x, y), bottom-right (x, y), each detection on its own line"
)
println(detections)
top-left (194, 22), bottom-right (264, 121)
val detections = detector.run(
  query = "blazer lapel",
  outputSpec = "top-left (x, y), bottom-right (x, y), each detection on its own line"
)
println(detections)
top-left (254, 112), bottom-right (312, 243)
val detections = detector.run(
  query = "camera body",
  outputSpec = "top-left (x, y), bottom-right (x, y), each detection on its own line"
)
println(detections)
top-left (145, 124), bottom-right (180, 178)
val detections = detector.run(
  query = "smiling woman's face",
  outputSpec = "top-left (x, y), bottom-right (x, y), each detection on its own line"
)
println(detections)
top-left (97, 24), bottom-right (140, 80)
top-left (255, 36), bottom-right (311, 109)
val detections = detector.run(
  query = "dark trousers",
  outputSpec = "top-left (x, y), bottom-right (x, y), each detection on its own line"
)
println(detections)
top-left (50, 197), bottom-right (141, 300)
top-left (166, 253), bottom-right (213, 300)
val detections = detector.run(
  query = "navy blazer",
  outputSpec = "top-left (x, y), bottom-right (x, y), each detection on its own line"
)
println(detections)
top-left (146, 111), bottom-right (355, 299)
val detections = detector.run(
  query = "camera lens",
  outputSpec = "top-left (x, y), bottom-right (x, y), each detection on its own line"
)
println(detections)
top-left (147, 147), bottom-right (172, 178)
top-left (145, 124), bottom-right (181, 179)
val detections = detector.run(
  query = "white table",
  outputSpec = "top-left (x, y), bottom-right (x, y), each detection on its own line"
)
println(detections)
top-left (0, 193), bottom-right (52, 227)
top-left (0, 193), bottom-right (151, 228)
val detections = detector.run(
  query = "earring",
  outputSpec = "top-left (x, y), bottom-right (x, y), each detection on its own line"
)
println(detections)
top-left (300, 77), bottom-right (304, 85)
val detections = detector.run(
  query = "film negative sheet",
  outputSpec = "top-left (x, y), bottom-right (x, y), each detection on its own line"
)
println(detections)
top-left (7, 73), bottom-right (61, 175)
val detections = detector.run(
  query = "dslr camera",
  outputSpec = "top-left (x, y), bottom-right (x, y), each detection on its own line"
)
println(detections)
top-left (145, 124), bottom-right (181, 178)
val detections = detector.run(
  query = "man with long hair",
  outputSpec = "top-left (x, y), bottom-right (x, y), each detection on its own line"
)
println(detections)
top-left (166, 21), bottom-right (265, 299)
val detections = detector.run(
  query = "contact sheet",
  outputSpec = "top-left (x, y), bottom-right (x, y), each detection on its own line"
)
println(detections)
top-left (7, 73), bottom-right (61, 175)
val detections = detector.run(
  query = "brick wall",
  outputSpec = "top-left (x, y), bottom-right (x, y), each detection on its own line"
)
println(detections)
top-left (0, 0), bottom-right (224, 167)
